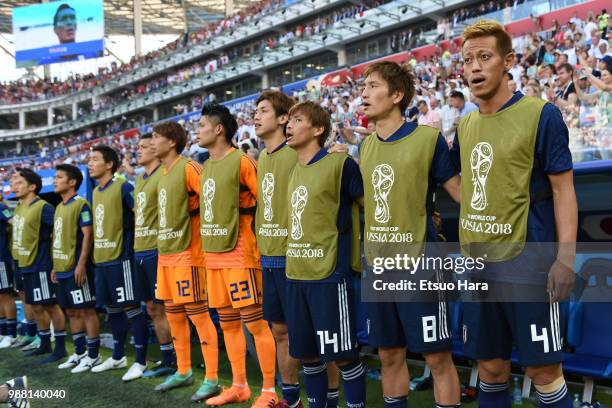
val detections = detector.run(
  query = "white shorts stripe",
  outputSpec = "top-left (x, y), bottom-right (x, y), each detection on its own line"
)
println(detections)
top-left (127, 261), bottom-right (134, 301)
top-left (0, 262), bottom-right (8, 288)
top-left (122, 260), bottom-right (133, 301)
top-left (554, 302), bottom-right (561, 350)
top-left (83, 280), bottom-right (91, 302)
top-left (40, 272), bottom-right (49, 300)
top-left (337, 283), bottom-right (346, 351)
top-left (549, 302), bottom-right (559, 351)
top-left (341, 282), bottom-right (351, 351)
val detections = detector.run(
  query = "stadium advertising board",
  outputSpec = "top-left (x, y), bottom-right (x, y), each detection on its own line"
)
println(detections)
top-left (12, 0), bottom-right (104, 68)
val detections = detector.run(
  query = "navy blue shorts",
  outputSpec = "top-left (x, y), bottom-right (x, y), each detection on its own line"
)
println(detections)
top-left (14, 262), bottom-right (24, 292)
top-left (56, 271), bottom-right (97, 309)
top-left (262, 267), bottom-right (289, 323)
top-left (286, 278), bottom-right (359, 362)
top-left (135, 253), bottom-right (162, 304)
top-left (367, 301), bottom-right (452, 353)
top-left (462, 301), bottom-right (565, 366)
top-left (95, 258), bottom-right (142, 307)
top-left (0, 260), bottom-right (14, 294)
top-left (22, 270), bottom-right (56, 305)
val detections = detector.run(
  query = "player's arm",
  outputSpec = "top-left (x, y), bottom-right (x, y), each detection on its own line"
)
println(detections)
top-left (240, 155), bottom-right (258, 200)
top-left (539, 104), bottom-right (577, 302)
top-left (122, 182), bottom-right (134, 214)
top-left (0, 205), bottom-right (12, 223)
top-left (432, 134), bottom-right (461, 203)
top-left (185, 160), bottom-right (203, 213)
top-left (75, 206), bottom-right (93, 287)
top-left (342, 156), bottom-right (364, 208)
top-left (548, 169), bottom-right (578, 302)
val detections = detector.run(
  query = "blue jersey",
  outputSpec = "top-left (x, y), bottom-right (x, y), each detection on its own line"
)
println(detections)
top-left (450, 92), bottom-right (573, 283)
top-left (56, 195), bottom-right (93, 280)
top-left (377, 121), bottom-right (459, 242)
top-left (0, 203), bottom-right (12, 263)
top-left (289, 149), bottom-right (364, 283)
top-left (21, 199), bottom-right (54, 274)
top-left (96, 178), bottom-right (135, 266)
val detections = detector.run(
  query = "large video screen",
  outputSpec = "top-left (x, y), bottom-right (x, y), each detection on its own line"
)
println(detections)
top-left (12, 0), bottom-right (104, 68)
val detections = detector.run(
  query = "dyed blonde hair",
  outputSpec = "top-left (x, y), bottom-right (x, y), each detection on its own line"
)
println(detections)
top-left (462, 19), bottom-right (513, 57)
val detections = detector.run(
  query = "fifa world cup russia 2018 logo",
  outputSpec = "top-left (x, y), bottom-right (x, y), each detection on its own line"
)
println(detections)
top-left (290, 185), bottom-right (308, 240)
top-left (13, 215), bottom-right (24, 247)
top-left (202, 178), bottom-right (216, 223)
top-left (53, 217), bottom-right (63, 249)
top-left (470, 142), bottom-right (493, 211)
top-left (95, 204), bottom-right (105, 239)
top-left (372, 164), bottom-right (394, 223)
top-left (136, 192), bottom-right (146, 227)
top-left (262, 173), bottom-right (275, 222)
top-left (158, 189), bottom-right (167, 229)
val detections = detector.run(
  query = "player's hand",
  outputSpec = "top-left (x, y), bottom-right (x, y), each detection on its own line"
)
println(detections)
top-left (74, 264), bottom-right (86, 287)
top-left (328, 143), bottom-right (348, 154)
top-left (547, 259), bottom-right (575, 303)
top-left (51, 270), bottom-right (58, 284)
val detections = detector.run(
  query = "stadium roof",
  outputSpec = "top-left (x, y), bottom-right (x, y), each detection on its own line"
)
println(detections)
top-left (0, 0), bottom-right (262, 36)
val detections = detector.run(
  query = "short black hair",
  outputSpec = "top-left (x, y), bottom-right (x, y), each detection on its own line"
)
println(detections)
top-left (507, 72), bottom-right (514, 80)
top-left (56, 164), bottom-right (83, 190)
top-left (91, 144), bottom-right (120, 173)
top-left (140, 133), bottom-right (152, 140)
top-left (558, 63), bottom-right (574, 74)
top-left (54, 4), bottom-right (75, 27)
top-left (450, 90), bottom-right (465, 100)
top-left (15, 168), bottom-right (42, 195)
top-left (417, 100), bottom-right (428, 107)
top-left (201, 104), bottom-right (238, 144)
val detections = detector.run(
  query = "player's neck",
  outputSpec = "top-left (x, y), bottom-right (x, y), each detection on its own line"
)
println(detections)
top-left (97, 173), bottom-right (113, 188)
top-left (61, 190), bottom-right (76, 204)
top-left (20, 193), bottom-right (37, 206)
top-left (262, 129), bottom-right (286, 153)
top-left (208, 139), bottom-right (232, 160)
top-left (478, 83), bottom-right (514, 115)
top-left (296, 141), bottom-right (320, 166)
top-left (144, 160), bottom-right (160, 175)
top-left (375, 109), bottom-right (405, 140)
top-left (161, 151), bottom-right (179, 169)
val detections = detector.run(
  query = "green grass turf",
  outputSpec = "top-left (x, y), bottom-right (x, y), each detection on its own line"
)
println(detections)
top-left (0, 337), bottom-right (609, 407)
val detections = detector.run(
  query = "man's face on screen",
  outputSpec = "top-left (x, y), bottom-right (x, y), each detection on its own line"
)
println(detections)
top-left (54, 8), bottom-right (77, 44)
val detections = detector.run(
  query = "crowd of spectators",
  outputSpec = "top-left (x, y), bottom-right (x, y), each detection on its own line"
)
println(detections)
top-left (58, 3), bottom-right (375, 115)
top-left (1, 0), bottom-right (535, 106)
top-left (0, 3), bottom-right (610, 183)
top-left (0, 0), bottom-right (286, 105)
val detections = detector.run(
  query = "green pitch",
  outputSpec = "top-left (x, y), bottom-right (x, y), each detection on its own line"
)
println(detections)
top-left (0, 336), bottom-right (607, 407)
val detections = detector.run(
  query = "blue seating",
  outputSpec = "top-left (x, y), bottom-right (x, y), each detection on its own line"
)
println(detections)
top-left (564, 258), bottom-right (612, 402)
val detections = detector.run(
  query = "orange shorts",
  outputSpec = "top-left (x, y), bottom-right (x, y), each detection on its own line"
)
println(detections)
top-left (206, 268), bottom-right (262, 309)
top-left (156, 264), bottom-right (207, 304)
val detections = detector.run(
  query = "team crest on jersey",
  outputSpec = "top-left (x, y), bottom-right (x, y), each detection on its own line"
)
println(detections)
top-left (371, 164), bottom-right (394, 223)
top-left (202, 178), bottom-right (216, 223)
top-left (290, 185), bottom-right (308, 240)
top-left (158, 188), bottom-right (167, 228)
top-left (95, 204), bottom-right (105, 238)
top-left (469, 142), bottom-right (493, 211)
top-left (53, 217), bottom-right (63, 249)
top-left (262, 173), bottom-right (275, 222)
